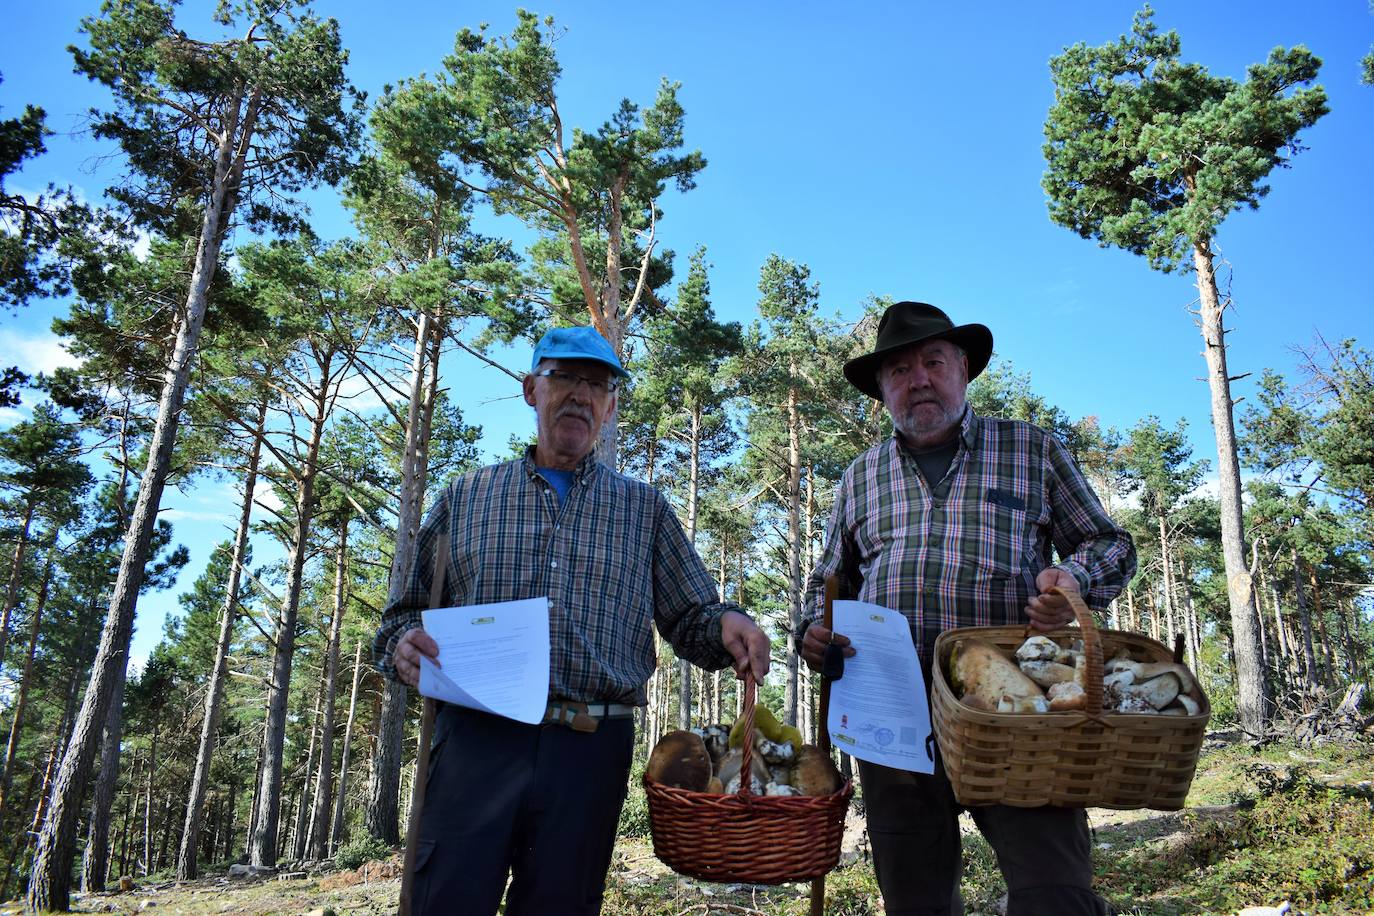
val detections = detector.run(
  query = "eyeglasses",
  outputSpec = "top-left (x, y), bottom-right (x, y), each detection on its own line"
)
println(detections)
top-left (532, 368), bottom-right (619, 396)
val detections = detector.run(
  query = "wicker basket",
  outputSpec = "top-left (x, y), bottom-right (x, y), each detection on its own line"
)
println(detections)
top-left (930, 587), bottom-right (1209, 810)
top-left (643, 676), bottom-right (854, 885)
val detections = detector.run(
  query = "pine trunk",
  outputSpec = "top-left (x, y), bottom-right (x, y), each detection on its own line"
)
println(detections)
top-left (1192, 239), bottom-right (1269, 734)
top-left (142, 725), bottom-right (158, 875)
top-left (80, 653), bottom-right (129, 892)
top-left (0, 502), bottom-right (35, 670)
top-left (1157, 516), bottom-right (1177, 646)
top-left (1292, 552), bottom-right (1320, 691)
top-left (308, 532), bottom-right (349, 859)
top-left (330, 640), bottom-right (364, 852)
top-left (0, 550), bottom-right (53, 816)
top-left (677, 405), bottom-right (702, 730)
top-left (292, 668), bottom-right (326, 863)
top-left (178, 397), bottom-right (264, 879)
top-left (367, 312), bottom-right (441, 845)
top-left (1310, 571), bottom-right (1334, 688)
top-left (783, 383), bottom-right (803, 727)
top-left (249, 357), bottom-right (332, 867)
top-left (28, 89), bottom-right (257, 912)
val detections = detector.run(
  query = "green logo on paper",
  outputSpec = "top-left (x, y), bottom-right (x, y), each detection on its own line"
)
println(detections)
top-left (471, 616), bottom-right (495, 625)
top-left (869, 614), bottom-right (884, 623)
top-left (834, 733), bottom-right (856, 745)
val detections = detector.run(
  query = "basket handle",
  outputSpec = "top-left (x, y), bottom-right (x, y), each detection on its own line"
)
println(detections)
top-left (737, 673), bottom-right (758, 798)
top-left (1046, 586), bottom-right (1104, 717)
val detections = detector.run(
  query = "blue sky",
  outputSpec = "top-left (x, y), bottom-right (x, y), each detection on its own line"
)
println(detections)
top-left (3, 1), bottom-right (1372, 666)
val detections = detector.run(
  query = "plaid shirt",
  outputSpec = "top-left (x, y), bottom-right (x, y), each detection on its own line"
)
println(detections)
top-left (373, 448), bottom-right (737, 705)
top-left (805, 408), bottom-right (1135, 670)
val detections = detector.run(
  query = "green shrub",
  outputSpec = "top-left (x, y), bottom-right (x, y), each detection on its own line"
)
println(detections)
top-left (1098, 757), bottom-right (1374, 913)
top-left (618, 764), bottom-right (652, 839)
top-left (1198, 638), bottom-right (1237, 726)
top-left (334, 833), bottom-right (392, 870)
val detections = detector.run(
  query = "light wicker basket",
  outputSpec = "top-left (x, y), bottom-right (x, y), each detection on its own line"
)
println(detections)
top-left (930, 588), bottom-right (1209, 810)
top-left (643, 676), bottom-right (853, 885)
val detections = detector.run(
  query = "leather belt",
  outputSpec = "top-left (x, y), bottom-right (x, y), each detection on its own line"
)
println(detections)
top-left (542, 698), bottom-right (636, 733)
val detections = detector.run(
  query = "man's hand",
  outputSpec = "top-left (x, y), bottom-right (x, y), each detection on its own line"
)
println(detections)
top-left (721, 611), bottom-right (771, 683)
top-left (393, 626), bottom-right (439, 688)
top-left (1025, 567), bottom-right (1081, 632)
top-left (800, 622), bottom-right (855, 674)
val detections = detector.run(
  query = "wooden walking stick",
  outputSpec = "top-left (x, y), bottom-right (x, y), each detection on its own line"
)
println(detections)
top-left (810, 575), bottom-right (841, 916)
top-left (398, 535), bottom-right (449, 916)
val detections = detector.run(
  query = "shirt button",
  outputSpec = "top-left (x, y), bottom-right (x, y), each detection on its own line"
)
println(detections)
top-left (550, 560), bottom-right (558, 569)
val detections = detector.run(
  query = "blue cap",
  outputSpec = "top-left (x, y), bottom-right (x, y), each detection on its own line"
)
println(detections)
top-left (530, 326), bottom-right (629, 378)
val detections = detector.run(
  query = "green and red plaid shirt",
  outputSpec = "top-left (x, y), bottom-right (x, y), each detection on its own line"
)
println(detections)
top-left (805, 408), bottom-right (1135, 670)
top-left (373, 448), bottom-right (737, 705)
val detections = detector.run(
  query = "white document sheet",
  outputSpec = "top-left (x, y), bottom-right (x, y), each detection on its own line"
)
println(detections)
top-left (417, 597), bottom-right (550, 725)
top-left (826, 600), bottom-right (935, 773)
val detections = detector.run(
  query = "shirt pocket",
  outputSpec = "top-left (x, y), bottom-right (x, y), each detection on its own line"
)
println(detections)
top-left (965, 502), bottom-right (1032, 580)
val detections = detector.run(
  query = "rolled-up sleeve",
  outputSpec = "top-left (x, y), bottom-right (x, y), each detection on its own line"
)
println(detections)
top-left (372, 486), bottom-right (452, 682)
top-left (650, 494), bottom-right (739, 671)
top-left (803, 467), bottom-right (860, 630)
top-left (1045, 435), bottom-right (1136, 608)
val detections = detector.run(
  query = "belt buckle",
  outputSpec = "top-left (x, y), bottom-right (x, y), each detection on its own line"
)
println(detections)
top-left (548, 699), bottom-right (599, 733)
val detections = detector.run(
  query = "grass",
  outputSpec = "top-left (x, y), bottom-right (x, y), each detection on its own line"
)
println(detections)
top-left (6, 736), bottom-right (1371, 915)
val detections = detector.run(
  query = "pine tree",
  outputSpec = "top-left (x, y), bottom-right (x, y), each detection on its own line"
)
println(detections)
top-left (1042, 6), bottom-right (1327, 734)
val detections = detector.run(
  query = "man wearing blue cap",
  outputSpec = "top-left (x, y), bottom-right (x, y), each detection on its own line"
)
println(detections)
top-left (374, 326), bottom-right (770, 915)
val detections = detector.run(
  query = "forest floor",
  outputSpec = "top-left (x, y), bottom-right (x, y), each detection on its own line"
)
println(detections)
top-left (5, 731), bottom-right (1372, 916)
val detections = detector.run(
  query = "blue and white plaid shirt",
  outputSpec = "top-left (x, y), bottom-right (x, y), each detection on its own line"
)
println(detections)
top-left (373, 447), bottom-right (738, 705)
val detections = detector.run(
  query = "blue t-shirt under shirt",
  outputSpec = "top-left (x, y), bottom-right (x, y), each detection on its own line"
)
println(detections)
top-left (537, 466), bottom-right (575, 504)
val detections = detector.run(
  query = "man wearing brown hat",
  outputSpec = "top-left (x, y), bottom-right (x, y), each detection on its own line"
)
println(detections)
top-left (799, 302), bottom-right (1135, 915)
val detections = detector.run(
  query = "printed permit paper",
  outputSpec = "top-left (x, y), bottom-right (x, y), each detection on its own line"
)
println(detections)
top-left (826, 600), bottom-right (935, 773)
top-left (417, 597), bottom-right (550, 725)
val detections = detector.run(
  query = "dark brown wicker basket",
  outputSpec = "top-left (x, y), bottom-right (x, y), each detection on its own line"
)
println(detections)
top-left (643, 676), bottom-right (854, 885)
top-left (931, 588), bottom-right (1209, 810)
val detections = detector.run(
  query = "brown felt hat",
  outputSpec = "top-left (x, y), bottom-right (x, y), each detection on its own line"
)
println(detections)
top-left (843, 301), bottom-right (993, 400)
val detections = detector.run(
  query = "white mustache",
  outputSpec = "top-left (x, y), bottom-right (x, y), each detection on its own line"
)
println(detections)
top-left (557, 407), bottom-right (594, 425)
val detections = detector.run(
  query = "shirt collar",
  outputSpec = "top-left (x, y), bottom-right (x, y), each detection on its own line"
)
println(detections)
top-left (957, 404), bottom-right (979, 451)
top-left (522, 445), bottom-right (601, 485)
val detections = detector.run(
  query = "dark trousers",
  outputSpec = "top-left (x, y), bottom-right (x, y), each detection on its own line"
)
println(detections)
top-left (411, 704), bottom-right (635, 915)
top-left (858, 756), bottom-right (1110, 916)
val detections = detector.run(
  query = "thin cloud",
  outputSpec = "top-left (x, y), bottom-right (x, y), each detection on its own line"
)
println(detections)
top-left (0, 328), bottom-right (80, 376)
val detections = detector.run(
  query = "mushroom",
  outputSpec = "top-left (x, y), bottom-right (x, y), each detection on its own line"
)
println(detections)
top-left (1103, 669), bottom-right (1136, 692)
top-left (1103, 659), bottom-right (1196, 696)
top-left (1015, 635), bottom-right (1061, 662)
top-left (997, 693), bottom-right (1051, 714)
top-left (716, 747), bottom-right (769, 794)
top-left (755, 737), bottom-right (796, 766)
top-left (1019, 660), bottom-right (1077, 688)
top-left (647, 730), bottom-right (713, 790)
top-left (792, 746), bottom-right (843, 796)
top-left (1047, 681), bottom-right (1087, 711)
top-left (691, 723), bottom-right (730, 766)
top-left (765, 783), bottom-right (801, 796)
top-left (1116, 672), bottom-right (1182, 711)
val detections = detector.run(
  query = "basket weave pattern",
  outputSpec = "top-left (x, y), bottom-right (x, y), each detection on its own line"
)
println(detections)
top-left (931, 588), bottom-right (1209, 810)
top-left (643, 677), bottom-right (853, 884)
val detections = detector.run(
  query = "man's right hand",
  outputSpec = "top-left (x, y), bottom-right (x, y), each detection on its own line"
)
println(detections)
top-left (393, 626), bottom-right (439, 687)
top-left (800, 623), bottom-right (855, 673)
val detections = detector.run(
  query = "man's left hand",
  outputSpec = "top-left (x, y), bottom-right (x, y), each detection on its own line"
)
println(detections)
top-left (1025, 568), bottom-right (1080, 632)
top-left (721, 610), bottom-right (771, 683)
